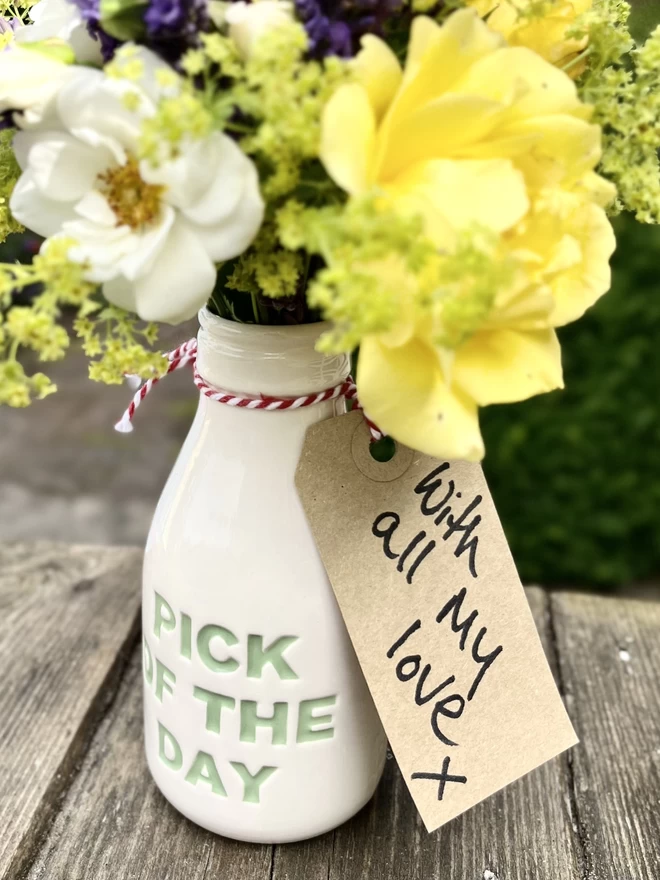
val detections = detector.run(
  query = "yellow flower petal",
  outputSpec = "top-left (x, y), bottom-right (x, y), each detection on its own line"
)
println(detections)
top-left (357, 334), bottom-right (485, 461)
top-left (405, 14), bottom-right (441, 71)
top-left (465, 0), bottom-right (517, 38)
top-left (492, 281), bottom-right (556, 330)
top-left (384, 10), bottom-right (503, 142)
top-left (505, 115), bottom-right (602, 189)
top-left (509, 191), bottom-right (615, 327)
top-left (354, 35), bottom-right (402, 122)
top-left (320, 83), bottom-right (375, 194)
top-left (574, 171), bottom-right (617, 209)
top-left (389, 157), bottom-right (529, 245)
top-left (376, 93), bottom-right (502, 180)
top-left (455, 46), bottom-right (584, 120)
top-left (549, 202), bottom-right (615, 326)
top-left (455, 327), bottom-right (563, 406)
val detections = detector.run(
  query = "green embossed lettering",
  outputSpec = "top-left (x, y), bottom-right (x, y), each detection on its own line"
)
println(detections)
top-left (297, 696), bottom-right (336, 743)
top-left (230, 762), bottom-right (277, 804)
top-left (181, 612), bottom-right (192, 659)
top-left (143, 636), bottom-right (153, 685)
top-left (155, 659), bottom-right (176, 702)
top-left (240, 700), bottom-right (288, 745)
top-left (193, 686), bottom-right (236, 734)
top-left (158, 722), bottom-right (182, 770)
top-left (197, 624), bottom-right (239, 673)
top-left (154, 592), bottom-right (175, 639)
top-left (247, 635), bottom-right (298, 680)
top-left (185, 751), bottom-right (227, 796)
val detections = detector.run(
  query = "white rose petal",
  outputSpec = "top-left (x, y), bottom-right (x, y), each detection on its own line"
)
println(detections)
top-left (13, 129), bottom-right (112, 200)
top-left (57, 71), bottom-right (150, 161)
top-left (0, 46), bottom-right (75, 122)
top-left (67, 206), bottom-right (175, 284)
top-left (183, 161), bottom-right (265, 262)
top-left (9, 171), bottom-right (77, 236)
top-left (176, 133), bottom-right (250, 225)
top-left (116, 208), bottom-right (176, 282)
top-left (66, 223), bottom-right (139, 283)
top-left (104, 218), bottom-right (217, 324)
top-left (74, 189), bottom-right (119, 227)
top-left (225, 0), bottom-right (294, 59)
top-left (139, 136), bottom-right (227, 211)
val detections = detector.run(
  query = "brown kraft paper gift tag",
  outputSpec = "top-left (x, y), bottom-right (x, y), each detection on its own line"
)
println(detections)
top-left (295, 411), bottom-right (578, 833)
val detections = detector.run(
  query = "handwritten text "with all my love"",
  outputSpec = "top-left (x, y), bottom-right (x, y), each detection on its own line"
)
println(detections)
top-left (371, 463), bottom-right (503, 804)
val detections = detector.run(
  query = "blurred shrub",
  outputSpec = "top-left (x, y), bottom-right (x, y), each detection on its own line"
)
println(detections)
top-left (483, 214), bottom-right (660, 586)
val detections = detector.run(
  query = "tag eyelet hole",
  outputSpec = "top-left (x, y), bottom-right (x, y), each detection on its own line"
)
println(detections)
top-left (351, 418), bottom-right (414, 482)
top-left (369, 435), bottom-right (396, 463)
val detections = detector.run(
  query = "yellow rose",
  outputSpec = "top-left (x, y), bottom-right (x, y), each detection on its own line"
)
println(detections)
top-left (465, 0), bottom-right (591, 74)
top-left (319, 10), bottom-right (615, 460)
top-left (321, 10), bottom-right (601, 247)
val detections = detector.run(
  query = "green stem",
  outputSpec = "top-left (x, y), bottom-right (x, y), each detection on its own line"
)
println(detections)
top-left (298, 178), bottom-right (334, 191)
top-left (250, 290), bottom-right (261, 324)
top-left (209, 287), bottom-right (228, 319)
top-left (562, 46), bottom-right (592, 74)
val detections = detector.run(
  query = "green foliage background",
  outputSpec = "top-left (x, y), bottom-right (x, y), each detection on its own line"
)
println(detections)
top-left (482, 213), bottom-right (660, 586)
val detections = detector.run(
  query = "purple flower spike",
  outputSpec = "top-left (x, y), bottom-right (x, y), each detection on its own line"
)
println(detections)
top-left (144, 0), bottom-right (208, 63)
top-left (145, 0), bottom-right (207, 39)
top-left (294, 0), bottom-right (402, 57)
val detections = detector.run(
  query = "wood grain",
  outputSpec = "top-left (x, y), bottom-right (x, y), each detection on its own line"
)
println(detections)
top-left (551, 589), bottom-right (660, 880)
top-left (0, 543), bottom-right (142, 880)
top-left (26, 652), bottom-right (273, 880)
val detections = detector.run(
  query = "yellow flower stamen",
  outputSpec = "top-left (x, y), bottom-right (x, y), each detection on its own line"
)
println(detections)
top-left (98, 157), bottom-right (164, 230)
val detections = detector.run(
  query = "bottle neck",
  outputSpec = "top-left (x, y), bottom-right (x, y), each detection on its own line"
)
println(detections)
top-left (196, 309), bottom-right (350, 398)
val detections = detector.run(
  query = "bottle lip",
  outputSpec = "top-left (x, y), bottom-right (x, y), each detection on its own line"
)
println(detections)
top-left (196, 309), bottom-right (349, 397)
top-left (198, 308), bottom-right (331, 345)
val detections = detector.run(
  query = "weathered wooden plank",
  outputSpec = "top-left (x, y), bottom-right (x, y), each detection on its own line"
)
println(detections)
top-left (0, 542), bottom-right (142, 880)
top-left (27, 651), bottom-right (273, 880)
top-left (273, 587), bottom-right (582, 880)
top-left (551, 589), bottom-right (660, 880)
top-left (25, 583), bottom-right (579, 880)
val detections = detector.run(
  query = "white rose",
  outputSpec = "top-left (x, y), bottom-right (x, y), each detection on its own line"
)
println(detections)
top-left (225, 0), bottom-right (294, 59)
top-left (0, 46), bottom-right (75, 124)
top-left (10, 47), bottom-right (265, 325)
top-left (15, 0), bottom-right (103, 65)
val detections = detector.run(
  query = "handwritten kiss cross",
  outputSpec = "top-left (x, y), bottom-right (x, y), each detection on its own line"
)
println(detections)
top-left (411, 756), bottom-right (467, 801)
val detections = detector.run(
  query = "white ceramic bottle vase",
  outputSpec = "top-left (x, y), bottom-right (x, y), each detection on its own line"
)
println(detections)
top-left (142, 309), bottom-right (387, 843)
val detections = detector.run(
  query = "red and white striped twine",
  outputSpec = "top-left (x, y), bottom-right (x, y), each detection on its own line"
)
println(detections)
top-left (115, 337), bottom-right (383, 442)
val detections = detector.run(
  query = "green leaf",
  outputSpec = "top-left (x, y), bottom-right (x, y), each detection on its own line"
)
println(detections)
top-left (21, 39), bottom-right (75, 64)
top-left (99, 0), bottom-right (147, 41)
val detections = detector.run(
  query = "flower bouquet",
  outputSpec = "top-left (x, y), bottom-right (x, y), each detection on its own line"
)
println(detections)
top-left (0, 0), bottom-right (658, 845)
